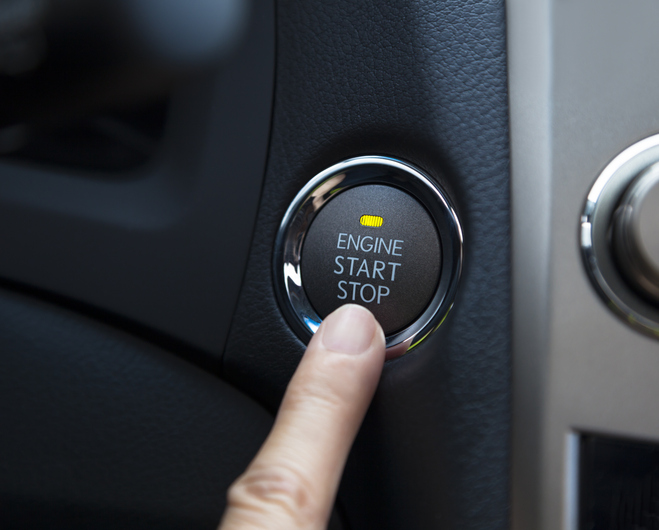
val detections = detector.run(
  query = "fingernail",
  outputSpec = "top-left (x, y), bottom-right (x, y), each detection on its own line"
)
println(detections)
top-left (321, 304), bottom-right (376, 354)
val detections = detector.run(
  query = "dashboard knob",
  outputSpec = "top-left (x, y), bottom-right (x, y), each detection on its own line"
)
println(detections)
top-left (581, 134), bottom-right (659, 337)
top-left (612, 162), bottom-right (659, 304)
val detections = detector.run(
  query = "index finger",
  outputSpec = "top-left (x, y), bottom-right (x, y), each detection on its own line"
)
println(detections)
top-left (219, 304), bottom-right (386, 530)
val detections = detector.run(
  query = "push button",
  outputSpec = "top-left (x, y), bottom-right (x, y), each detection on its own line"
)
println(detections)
top-left (301, 185), bottom-right (441, 335)
top-left (274, 156), bottom-right (462, 354)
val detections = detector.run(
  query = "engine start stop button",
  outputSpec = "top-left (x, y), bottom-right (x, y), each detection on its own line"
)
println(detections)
top-left (274, 156), bottom-right (462, 354)
top-left (301, 185), bottom-right (441, 335)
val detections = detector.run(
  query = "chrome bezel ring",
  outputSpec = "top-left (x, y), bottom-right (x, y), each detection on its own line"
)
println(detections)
top-left (581, 134), bottom-right (659, 337)
top-left (273, 156), bottom-right (463, 355)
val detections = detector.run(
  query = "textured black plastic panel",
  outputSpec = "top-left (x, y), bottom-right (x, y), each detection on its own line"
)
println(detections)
top-left (0, 0), bottom-right (274, 355)
top-left (0, 286), bottom-right (273, 529)
top-left (224, 0), bottom-right (511, 529)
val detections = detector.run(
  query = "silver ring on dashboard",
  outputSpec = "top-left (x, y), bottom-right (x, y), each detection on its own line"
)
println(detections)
top-left (273, 156), bottom-right (463, 355)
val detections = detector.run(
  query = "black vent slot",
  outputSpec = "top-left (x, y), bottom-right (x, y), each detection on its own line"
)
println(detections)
top-left (0, 100), bottom-right (168, 173)
top-left (580, 434), bottom-right (659, 530)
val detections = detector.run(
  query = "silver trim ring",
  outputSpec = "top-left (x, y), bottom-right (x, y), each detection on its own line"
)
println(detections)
top-left (581, 134), bottom-right (659, 337)
top-left (273, 156), bottom-right (463, 355)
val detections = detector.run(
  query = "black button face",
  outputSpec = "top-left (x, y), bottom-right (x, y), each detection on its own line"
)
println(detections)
top-left (301, 184), bottom-right (441, 335)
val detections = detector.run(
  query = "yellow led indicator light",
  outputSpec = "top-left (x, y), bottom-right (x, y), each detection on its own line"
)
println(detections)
top-left (359, 214), bottom-right (384, 227)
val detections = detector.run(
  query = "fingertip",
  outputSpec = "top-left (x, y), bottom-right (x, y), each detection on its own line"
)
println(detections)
top-left (319, 304), bottom-right (383, 355)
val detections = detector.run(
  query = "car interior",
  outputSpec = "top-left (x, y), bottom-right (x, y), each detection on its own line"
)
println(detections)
top-left (1, 0), bottom-right (658, 529)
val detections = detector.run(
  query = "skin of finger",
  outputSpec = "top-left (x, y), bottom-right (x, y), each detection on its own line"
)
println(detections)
top-left (219, 308), bottom-right (386, 530)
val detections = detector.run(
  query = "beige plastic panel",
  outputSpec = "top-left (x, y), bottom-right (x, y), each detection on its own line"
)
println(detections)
top-left (508, 0), bottom-right (659, 529)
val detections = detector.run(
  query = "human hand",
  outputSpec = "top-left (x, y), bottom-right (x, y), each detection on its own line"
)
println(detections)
top-left (218, 304), bottom-right (386, 530)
